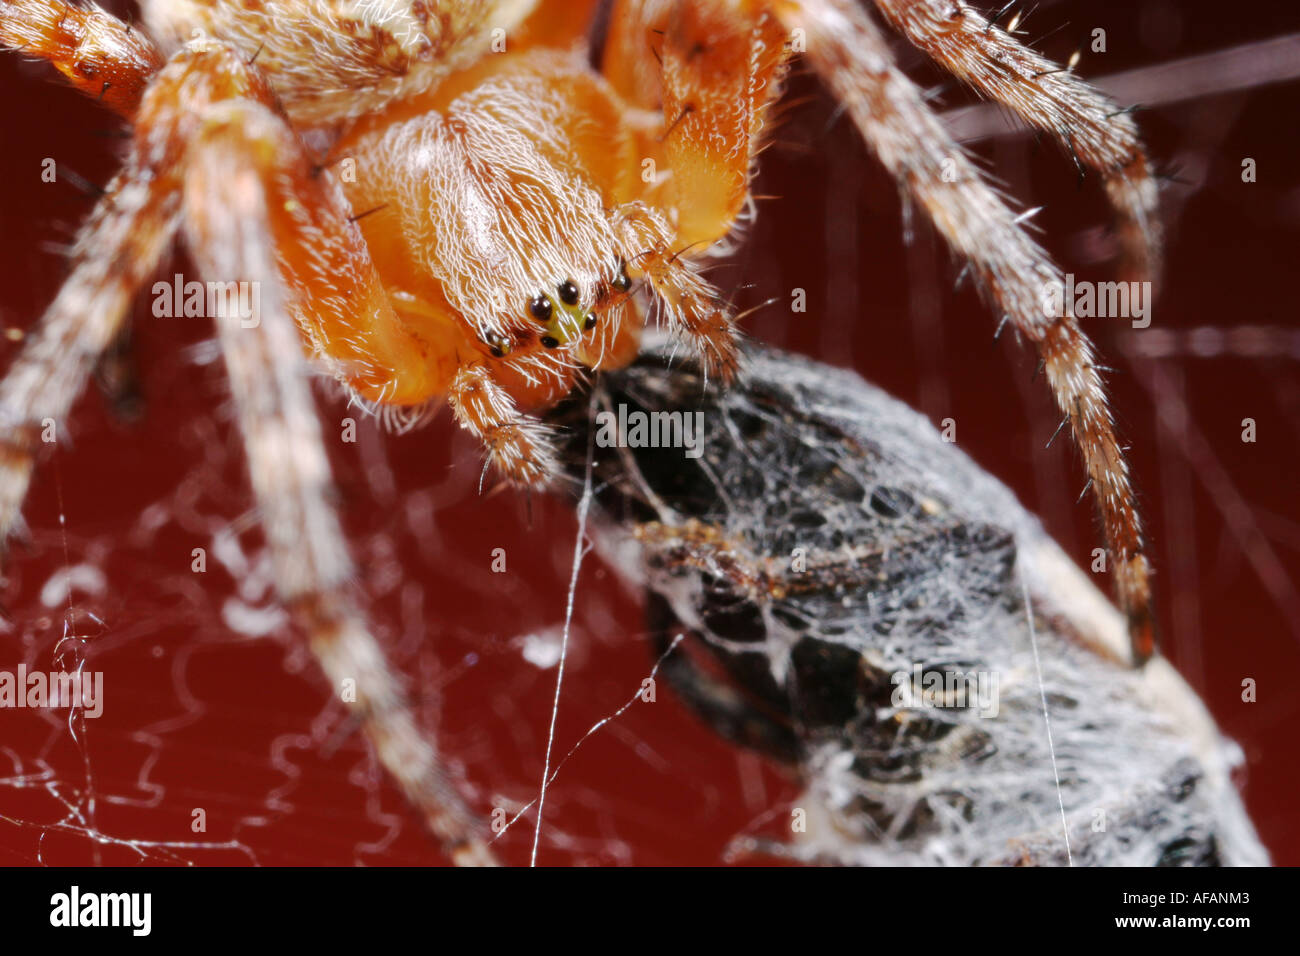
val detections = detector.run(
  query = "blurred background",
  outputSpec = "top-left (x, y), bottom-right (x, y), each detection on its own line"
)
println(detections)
top-left (0, 0), bottom-right (1296, 865)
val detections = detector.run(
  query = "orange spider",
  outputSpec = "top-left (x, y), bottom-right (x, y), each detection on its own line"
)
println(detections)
top-left (0, 0), bottom-right (1160, 864)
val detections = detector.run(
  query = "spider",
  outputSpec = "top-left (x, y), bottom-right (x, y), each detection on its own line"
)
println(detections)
top-left (0, 0), bottom-right (1159, 865)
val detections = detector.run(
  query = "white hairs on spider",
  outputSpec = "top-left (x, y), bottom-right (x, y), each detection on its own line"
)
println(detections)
top-left (142, 0), bottom-right (541, 123)
top-left (384, 83), bottom-right (625, 343)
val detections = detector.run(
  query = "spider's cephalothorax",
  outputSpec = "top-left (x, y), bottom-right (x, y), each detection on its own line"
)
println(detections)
top-left (0, 0), bottom-right (1162, 864)
top-left (323, 35), bottom-right (788, 480)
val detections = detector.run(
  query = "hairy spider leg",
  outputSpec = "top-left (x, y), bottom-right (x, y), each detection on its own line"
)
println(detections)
top-left (0, 14), bottom-right (262, 551)
top-left (0, 0), bottom-right (163, 116)
top-left (872, 0), bottom-right (1161, 282)
top-left (770, 0), bottom-right (1155, 663)
top-left (0, 164), bottom-right (177, 549)
top-left (0, 14), bottom-right (500, 862)
top-left (185, 93), bottom-right (496, 865)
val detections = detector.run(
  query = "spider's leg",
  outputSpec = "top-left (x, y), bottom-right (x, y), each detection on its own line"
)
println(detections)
top-left (774, 0), bottom-right (1154, 663)
top-left (0, 39), bottom-right (290, 552)
top-left (2, 36), bottom-right (491, 861)
top-left (600, 0), bottom-right (664, 110)
top-left (0, 174), bottom-right (179, 551)
top-left (449, 364), bottom-right (561, 486)
top-left (871, 0), bottom-right (1161, 279)
top-left (183, 100), bottom-right (496, 865)
top-left (0, 0), bottom-right (163, 116)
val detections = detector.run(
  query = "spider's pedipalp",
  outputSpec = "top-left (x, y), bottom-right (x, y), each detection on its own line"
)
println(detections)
top-left (872, 0), bottom-right (1162, 280)
top-left (612, 201), bottom-right (743, 385)
top-left (779, 0), bottom-right (1154, 662)
top-left (184, 99), bottom-right (497, 865)
top-left (449, 363), bottom-right (561, 487)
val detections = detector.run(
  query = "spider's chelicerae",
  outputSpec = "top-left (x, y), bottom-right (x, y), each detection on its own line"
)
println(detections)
top-left (0, 0), bottom-right (1160, 864)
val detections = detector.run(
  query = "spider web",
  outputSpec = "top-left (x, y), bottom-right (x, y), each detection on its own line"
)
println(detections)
top-left (0, 330), bottom-right (794, 865)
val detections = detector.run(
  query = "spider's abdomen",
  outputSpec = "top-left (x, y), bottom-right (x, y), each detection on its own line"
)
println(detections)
top-left (140, 0), bottom-right (541, 124)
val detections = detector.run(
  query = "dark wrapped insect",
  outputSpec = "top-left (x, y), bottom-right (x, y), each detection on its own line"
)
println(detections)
top-left (549, 337), bottom-right (1266, 866)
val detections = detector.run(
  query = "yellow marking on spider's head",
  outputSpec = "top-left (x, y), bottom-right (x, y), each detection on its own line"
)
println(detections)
top-left (529, 281), bottom-right (596, 349)
top-left (542, 300), bottom-right (586, 346)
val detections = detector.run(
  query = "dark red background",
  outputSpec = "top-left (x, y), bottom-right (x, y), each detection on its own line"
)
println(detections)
top-left (0, 1), bottom-right (1296, 865)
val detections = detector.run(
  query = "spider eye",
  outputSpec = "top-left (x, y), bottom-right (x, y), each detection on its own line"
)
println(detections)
top-left (584, 313), bottom-right (597, 330)
top-left (528, 295), bottom-right (553, 321)
top-left (540, 335), bottom-right (560, 349)
top-left (483, 330), bottom-right (511, 358)
top-left (557, 280), bottom-right (580, 306)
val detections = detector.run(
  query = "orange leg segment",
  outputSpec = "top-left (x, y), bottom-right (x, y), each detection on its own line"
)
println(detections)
top-left (0, 0), bottom-right (163, 116)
